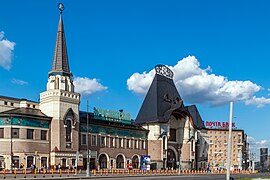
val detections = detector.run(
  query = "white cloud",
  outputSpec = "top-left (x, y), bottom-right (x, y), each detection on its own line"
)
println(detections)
top-left (248, 136), bottom-right (269, 150)
top-left (127, 55), bottom-right (269, 106)
top-left (0, 31), bottom-right (15, 70)
top-left (74, 77), bottom-right (107, 96)
top-left (247, 136), bottom-right (269, 161)
top-left (11, 78), bottom-right (28, 85)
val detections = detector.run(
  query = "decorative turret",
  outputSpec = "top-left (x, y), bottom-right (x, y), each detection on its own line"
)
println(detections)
top-left (39, 3), bottom-right (80, 159)
top-left (49, 3), bottom-right (71, 78)
top-left (46, 3), bottom-right (74, 92)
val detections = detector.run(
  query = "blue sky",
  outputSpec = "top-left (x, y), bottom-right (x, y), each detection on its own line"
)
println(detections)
top-left (1, 0), bottom-right (270, 158)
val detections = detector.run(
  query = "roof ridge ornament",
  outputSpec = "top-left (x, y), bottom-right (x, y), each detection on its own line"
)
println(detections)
top-left (58, 3), bottom-right (64, 14)
top-left (155, 64), bottom-right (174, 79)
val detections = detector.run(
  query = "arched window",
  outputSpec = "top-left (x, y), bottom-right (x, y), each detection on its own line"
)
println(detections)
top-left (116, 155), bottom-right (124, 168)
top-left (0, 156), bottom-right (4, 168)
top-left (66, 119), bottom-right (72, 148)
top-left (132, 156), bottom-right (139, 169)
top-left (41, 157), bottom-right (47, 168)
top-left (27, 156), bottom-right (34, 168)
top-left (99, 154), bottom-right (107, 169)
top-left (64, 108), bottom-right (76, 149)
top-left (12, 156), bottom-right (19, 168)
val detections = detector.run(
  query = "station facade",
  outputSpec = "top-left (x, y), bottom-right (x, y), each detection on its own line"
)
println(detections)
top-left (0, 3), bottom-right (249, 172)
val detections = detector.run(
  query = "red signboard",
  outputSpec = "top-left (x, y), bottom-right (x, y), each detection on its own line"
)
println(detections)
top-left (205, 121), bottom-right (235, 128)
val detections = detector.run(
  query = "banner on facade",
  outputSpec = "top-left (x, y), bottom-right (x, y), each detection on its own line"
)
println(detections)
top-left (140, 155), bottom-right (150, 170)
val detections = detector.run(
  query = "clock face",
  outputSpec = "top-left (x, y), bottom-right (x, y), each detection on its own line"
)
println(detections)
top-left (58, 3), bottom-right (64, 12)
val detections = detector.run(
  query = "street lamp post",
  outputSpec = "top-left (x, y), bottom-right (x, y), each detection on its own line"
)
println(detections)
top-left (178, 146), bottom-right (181, 175)
top-left (86, 100), bottom-right (91, 177)
top-left (8, 115), bottom-right (13, 173)
top-left (226, 101), bottom-right (234, 180)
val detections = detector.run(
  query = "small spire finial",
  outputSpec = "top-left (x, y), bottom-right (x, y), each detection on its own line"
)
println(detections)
top-left (58, 3), bottom-right (64, 14)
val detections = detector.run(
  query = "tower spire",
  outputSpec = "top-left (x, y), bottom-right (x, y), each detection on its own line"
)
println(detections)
top-left (49, 3), bottom-right (71, 77)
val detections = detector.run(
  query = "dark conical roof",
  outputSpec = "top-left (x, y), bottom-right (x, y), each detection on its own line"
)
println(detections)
top-left (135, 70), bottom-right (184, 124)
top-left (49, 12), bottom-right (71, 77)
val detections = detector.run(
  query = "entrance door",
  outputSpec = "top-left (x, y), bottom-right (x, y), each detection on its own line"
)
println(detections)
top-left (27, 156), bottom-right (34, 168)
top-left (99, 154), bottom-right (107, 169)
top-left (116, 155), bottom-right (124, 168)
top-left (167, 149), bottom-right (176, 169)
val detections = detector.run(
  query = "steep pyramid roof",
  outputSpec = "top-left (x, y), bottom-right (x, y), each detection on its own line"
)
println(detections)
top-left (185, 105), bottom-right (205, 129)
top-left (135, 65), bottom-right (185, 124)
top-left (49, 5), bottom-right (71, 77)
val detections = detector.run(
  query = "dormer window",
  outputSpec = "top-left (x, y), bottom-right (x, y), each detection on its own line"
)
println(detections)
top-left (164, 94), bottom-right (171, 102)
top-left (175, 97), bottom-right (180, 103)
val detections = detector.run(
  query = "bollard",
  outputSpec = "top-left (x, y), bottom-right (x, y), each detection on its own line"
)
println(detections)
top-left (34, 168), bottom-right (36, 178)
top-left (74, 168), bottom-right (77, 176)
top-left (59, 169), bottom-right (62, 177)
top-left (111, 169), bottom-right (114, 175)
top-left (52, 168), bottom-right (54, 177)
top-left (3, 169), bottom-right (6, 179)
top-left (106, 169), bottom-right (108, 176)
top-left (122, 169), bottom-right (125, 175)
top-left (14, 168), bottom-right (16, 179)
top-left (24, 168), bottom-right (27, 178)
top-left (150, 169), bottom-right (152, 175)
top-left (100, 169), bottom-right (103, 176)
top-left (127, 169), bottom-right (129, 175)
top-left (93, 169), bottom-right (96, 176)
top-left (67, 169), bottom-right (70, 177)
top-left (43, 169), bottom-right (46, 178)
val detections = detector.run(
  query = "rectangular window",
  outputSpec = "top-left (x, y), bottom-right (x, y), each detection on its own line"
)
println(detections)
top-left (41, 130), bottom-right (47, 140)
top-left (135, 139), bottom-right (138, 149)
top-left (168, 128), bottom-right (176, 142)
top-left (72, 159), bottom-right (76, 166)
top-left (81, 134), bottom-right (86, 145)
top-left (0, 128), bottom-right (3, 138)
top-left (110, 137), bottom-right (115, 147)
top-left (27, 129), bottom-right (34, 139)
top-left (141, 140), bottom-right (145, 149)
top-left (12, 128), bottom-right (19, 138)
top-left (119, 138), bottom-right (123, 148)
top-left (91, 135), bottom-right (97, 146)
top-left (127, 139), bottom-right (130, 148)
top-left (101, 136), bottom-right (106, 147)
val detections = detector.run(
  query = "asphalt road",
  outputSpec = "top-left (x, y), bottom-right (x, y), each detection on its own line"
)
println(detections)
top-left (1, 173), bottom-right (270, 180)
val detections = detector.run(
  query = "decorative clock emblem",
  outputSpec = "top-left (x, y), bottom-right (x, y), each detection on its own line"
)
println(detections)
top-left (58, 3), bottom-right (64, 13)
top-left (155, 64), bottom-right (174, 79)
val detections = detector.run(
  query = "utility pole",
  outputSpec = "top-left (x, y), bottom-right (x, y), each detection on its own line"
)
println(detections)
top-left (9, 114), bottom-right (13, 173)
top-left (226, 101), bottom-right (233, 180)
top-left (86, 100), bottom-right (91, 177)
